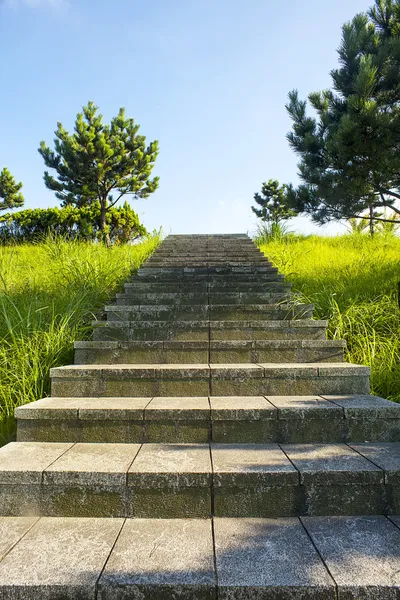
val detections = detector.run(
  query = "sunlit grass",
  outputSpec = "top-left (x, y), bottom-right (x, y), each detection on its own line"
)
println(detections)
top-left (0, 234), bottom-right (161, 444)
top-left (259, 232), bottom-right (400, 402)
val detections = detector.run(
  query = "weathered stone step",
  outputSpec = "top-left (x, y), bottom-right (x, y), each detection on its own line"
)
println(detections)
top-left (50, 363), bottom-right (370, 397)
top-left (144, 252), bottom-right (269, 260)
top-left (0, 441), bottom-right (397, 518)
top-left (148, 258), bottom-right (267, 264)
top-left (104, 303), bottom-right (315, 322)
top-left (2, 513), bottom-right (400, 599)
top-left (16, 395), bottom-right (400, 444)
top-left (135, 272), bottom-right (285, 282)
top-left (139, 265), bottom-right (278, 274)
top-left (74, 339), bottom-right (345, 364)
top-left (125, 280), bottom-right (292, 293)
top-left (116, 290), bottom-right (291, 305)
top-left (92, 319), bottom-right (328, 341)
top-left (144, 255), bottom-right (269, 261)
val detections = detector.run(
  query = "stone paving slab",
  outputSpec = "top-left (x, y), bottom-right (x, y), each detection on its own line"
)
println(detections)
top-left (0, 442), bottom-right (72, 484)
top-left (214, 517), bottom-right (335, 599)
top-left (0, 517), bottom-right (37, 560)
top-left (15, 398), bottom-right (80, 420)
top-left (349, 443), bottom-right (400, 483)
top-left (266, 395), bottom-right (343, 419)
top-left (212, 443), bottom-right (298, 487)
top-left (76, 397), bottom-right (150, 420)
top-left (209, 364), bottom-right (265, 378)
top-left (127, 444), bottom-right (212, 517)
top-left (0, 517), bottom-right (123, 599)
top-left (210, 396), bottom-right (276, 420)
top-left (98, 519), bottom-right (216, 599)
top-left (302, 515), bottom-right (400, 599)
top-left (323, 394), bottom-right (400, 417)
top-left (43, 443), bottom-right (141, 487)
top-left (145, 397), bottom-right (210, 420)
top-left (128, 443), bottom-right (211, 487)
top-left (282, 443), bottom-right (383, 485)
top-left (209, 397), bottom-right (279, 444)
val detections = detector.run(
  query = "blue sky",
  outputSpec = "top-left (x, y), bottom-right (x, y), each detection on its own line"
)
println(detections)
top-left (0, 0), bottom-right (370, 235)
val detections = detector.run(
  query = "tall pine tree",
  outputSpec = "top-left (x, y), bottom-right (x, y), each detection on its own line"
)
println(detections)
top-left (285, 0), bottom-right (400, 232)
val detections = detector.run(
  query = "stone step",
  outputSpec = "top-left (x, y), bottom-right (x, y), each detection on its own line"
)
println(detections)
top-left (0, 441), bottom-right (397, 518)
top-left (15, 395), bottom-right (400, 444)
top-left (134, 272), bottom-right (285, 281)
top-left (116, 290), bottom-right (291, 305)
top-left (139, 265), bottom-right (278, 274)
top-left (92, 319), bottom-right (328, 341)
top-left (74, 339), bottom-right (345, 364)
top-left (50, 363), bottom-right (370, 397)
top-left (148, 245), bottom-right (264, 251)
top-left (104, 303), bottom-right (315, 322)
top-left (144, 253), bottom-right (269, 260)
top-left (124, 280), bottom-right (292, 293)
top-left (145, 257), bottom-right (268, 265)
top-left (146, 253), bottom-right (273, 267)
top-left (4, 514), bottom-right (399, 599)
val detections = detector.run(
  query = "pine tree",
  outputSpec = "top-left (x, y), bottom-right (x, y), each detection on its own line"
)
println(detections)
top-left (38, 101), bottom-right (159, 243)
top-left (285, 0), bottom-right (400, 231)
top-left (251, 180), bottom-right (296, 224)
top-left (0, 168), bottom-right (24, 213)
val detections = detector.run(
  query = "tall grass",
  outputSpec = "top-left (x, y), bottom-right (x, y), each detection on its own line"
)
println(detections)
top-left (0, 234), bottom-right (161, 444)
top-left (258, 232), bottom-right (400, 402)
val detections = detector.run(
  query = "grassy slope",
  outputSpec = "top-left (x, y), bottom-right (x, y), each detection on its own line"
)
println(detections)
top-left (0, 235), bottom-right (161, 444)
top-left (258, 233), bottom-right (400, 402)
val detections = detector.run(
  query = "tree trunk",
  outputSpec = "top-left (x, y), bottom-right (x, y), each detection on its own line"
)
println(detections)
top-left (99, 199), bottom-right (110, 245)
top-left (369, 205), bottom-right (374, 237)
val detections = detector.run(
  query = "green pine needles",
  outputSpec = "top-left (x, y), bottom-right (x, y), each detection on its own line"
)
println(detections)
top-left (284, 0), bottom-right (400, 230)
top-left (39, 101), bottom-right (159, 243)
top-left (252, 180), bottom-right (296, 225)
top-left (0, 168), bottom-right (24, 213)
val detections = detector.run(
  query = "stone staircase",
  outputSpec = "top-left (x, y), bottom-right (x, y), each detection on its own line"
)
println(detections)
top-left (0, 233), bottom-right (400, 598)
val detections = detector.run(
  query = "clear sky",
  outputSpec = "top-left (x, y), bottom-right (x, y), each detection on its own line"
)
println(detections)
top-left (0, 0), bottom-right (371, 236)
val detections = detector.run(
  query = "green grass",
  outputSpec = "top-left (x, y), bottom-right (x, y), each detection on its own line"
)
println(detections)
top-left (258, 232), bottom-right (400, 402)
top-left (0, 234), bottom-right (161, 445)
